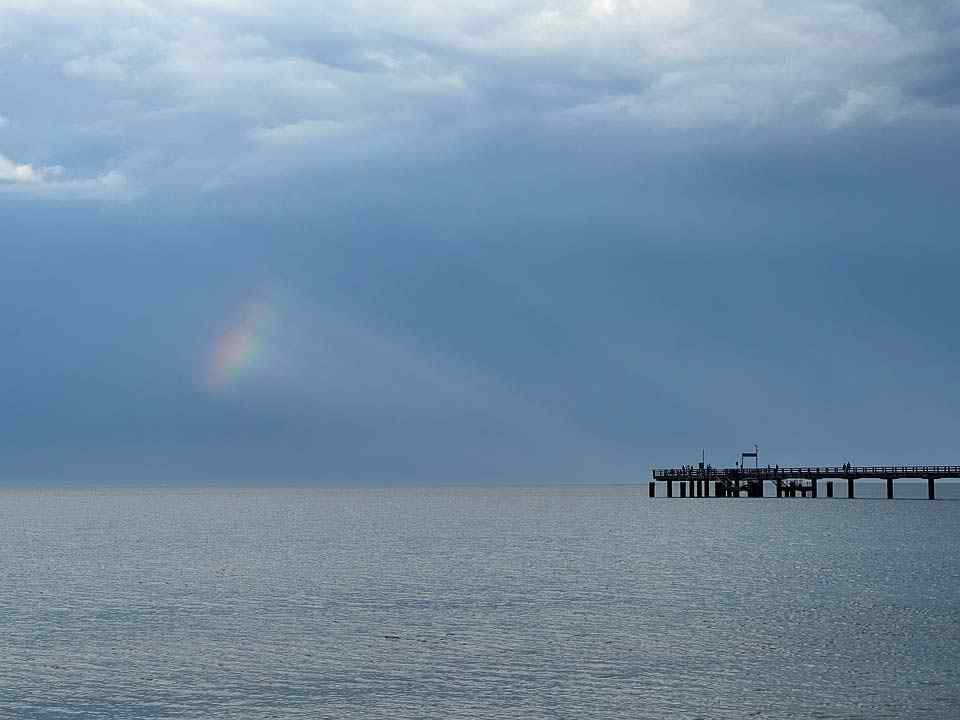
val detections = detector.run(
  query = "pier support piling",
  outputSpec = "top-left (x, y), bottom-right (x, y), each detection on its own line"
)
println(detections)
top-left (847, 477), bottom-right (855, 499)
top-left (928, 477), bottom-right (936, 500)
top-left (826, 480), bottom-right (834, 498)
top-left (666, 480), bottom-right (673, 498)
top-left (886, 477), bottom-right (894, 500)
top-left (649, 481), bottom-right (656, 498)
top-left (811, 478), bottom-right (818, 499)
top-left (680, 483), bottom-right (686, 498)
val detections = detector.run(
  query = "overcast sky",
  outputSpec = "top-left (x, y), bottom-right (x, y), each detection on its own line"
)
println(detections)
top-left (2, 1), bottom-right (959, 486)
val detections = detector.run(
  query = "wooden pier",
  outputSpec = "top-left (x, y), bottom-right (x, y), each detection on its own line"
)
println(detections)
top-left (649, 465), bottom-right (960, 499)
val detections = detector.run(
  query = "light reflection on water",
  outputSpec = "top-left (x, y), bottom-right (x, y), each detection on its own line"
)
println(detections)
top-left (0, 487), bottom-right (958, 719)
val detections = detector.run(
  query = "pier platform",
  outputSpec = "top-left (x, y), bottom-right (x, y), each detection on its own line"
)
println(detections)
top-left (649, 465), bottom-right (960, 499)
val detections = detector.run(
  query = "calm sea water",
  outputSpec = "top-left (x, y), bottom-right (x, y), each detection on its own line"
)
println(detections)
top-left (0, 487), bottom-right (958, 719)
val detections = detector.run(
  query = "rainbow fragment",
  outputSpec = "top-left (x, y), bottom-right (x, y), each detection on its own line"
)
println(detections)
top-left (204, 297), bottom-right (276, 390)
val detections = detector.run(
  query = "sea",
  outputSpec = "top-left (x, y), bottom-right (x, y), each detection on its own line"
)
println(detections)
top-left (0, 486), bottom-right (958, 719)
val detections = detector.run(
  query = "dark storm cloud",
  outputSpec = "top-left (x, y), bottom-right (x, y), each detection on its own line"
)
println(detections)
top-left (1, 2), bottom-right (959, 485)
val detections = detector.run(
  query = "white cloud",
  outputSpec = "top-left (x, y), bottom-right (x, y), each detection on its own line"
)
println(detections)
top-left (0, 152), bottom-right (133, 201)
top-left (0, 0), bottom-right (957, 200)
top-left (252, 119), bottom-right (349, 148)
top-left (0, 154), bottom-right (63, 183)
top-left (63, 55), bottom-right (130, 83)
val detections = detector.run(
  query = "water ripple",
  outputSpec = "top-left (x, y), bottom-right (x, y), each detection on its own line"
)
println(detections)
top-left (0, 488), bottom-right (957, 718)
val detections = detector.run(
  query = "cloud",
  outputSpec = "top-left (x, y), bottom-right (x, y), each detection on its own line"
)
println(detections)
top-left (0, 1), bottom-right (957, 201)
top-left (0, 152), bottom-right (133, 200)
top-left (0, 153), bottom-right (63, 183)
top-left (822, 85), bottom-right (907, 129)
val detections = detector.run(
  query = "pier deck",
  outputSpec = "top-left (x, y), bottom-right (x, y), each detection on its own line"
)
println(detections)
top-left (649, 465), bottom-right (959, 499)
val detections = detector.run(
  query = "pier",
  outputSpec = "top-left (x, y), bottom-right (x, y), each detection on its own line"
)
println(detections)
top-left (649, 465), bottom-right (960, 499)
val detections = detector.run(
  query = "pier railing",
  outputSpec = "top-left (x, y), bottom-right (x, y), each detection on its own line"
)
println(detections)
top-left (652, 465), bottom-right (960, 480)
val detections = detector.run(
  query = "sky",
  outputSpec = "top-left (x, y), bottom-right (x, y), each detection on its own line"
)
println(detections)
top-left (1, 0), bottom-right (959, 486)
